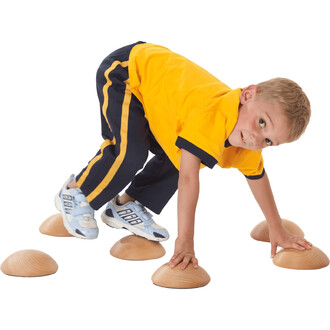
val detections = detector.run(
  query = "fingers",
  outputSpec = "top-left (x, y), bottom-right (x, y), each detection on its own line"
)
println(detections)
top-left (272, 236), bottom-right (313, 256)
top-left (191, 257), bottom-right (199, 269)
top-left (302, 238), bottom-right (313, 249)
top-left (169, 252), bottom-right (183, 268)
top-left (169, 253), bottom-right (198, 270)
top-left (169, 251), bottom-right (188, 268)
top-left (292, 237), bottom-right (313, 250)
top-left (180, 256), bottom-right (199, 270)
top-left (271, 243), bottom-right (277, 258)
top-left (291, 243), bottom-right (306, 250)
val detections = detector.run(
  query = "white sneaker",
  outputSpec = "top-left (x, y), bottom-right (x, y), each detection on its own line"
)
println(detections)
top-left (55, 175), bottom-right (99, 239)
top-left (101, 195), bottom-right (169, 242)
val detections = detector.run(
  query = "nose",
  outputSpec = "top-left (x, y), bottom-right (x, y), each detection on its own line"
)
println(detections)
top-left (249, 132), bottom-right (263, 149)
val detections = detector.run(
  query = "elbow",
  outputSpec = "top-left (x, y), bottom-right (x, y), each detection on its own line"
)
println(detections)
top-left (178, 172), bottom-right (199, 189)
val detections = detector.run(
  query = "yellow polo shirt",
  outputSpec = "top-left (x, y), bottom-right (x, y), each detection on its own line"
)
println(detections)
top-left (128, 43), bottom-right (264, 179)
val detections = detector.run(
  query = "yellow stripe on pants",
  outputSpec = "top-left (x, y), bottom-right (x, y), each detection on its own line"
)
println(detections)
top-left (76, 139), bottom-right (112, 187)
top-left (102, 60), bottom-right (129, 143)
top-left (77, 60), bottom-right (128, 189)
top-left (86, 78), bottom-right (132, 203)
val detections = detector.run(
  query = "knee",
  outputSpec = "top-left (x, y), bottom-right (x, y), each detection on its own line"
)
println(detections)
top-left (122, 147), bottom-right (148, 176)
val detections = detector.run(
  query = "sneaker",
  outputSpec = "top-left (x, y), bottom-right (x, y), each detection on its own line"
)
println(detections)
top-left (101, 195), bottom-right (169, 242)
top-left (55, 174), bottom-right (99, 239)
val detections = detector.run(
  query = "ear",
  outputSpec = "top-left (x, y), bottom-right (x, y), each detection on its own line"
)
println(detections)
top-left (240, 85), bottom-right (258, 104)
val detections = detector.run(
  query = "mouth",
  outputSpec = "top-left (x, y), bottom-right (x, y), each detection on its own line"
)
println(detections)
top-left (241, 132), bottom-right (245, 144)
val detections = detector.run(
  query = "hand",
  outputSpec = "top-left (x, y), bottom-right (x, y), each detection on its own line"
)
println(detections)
top-left (269, 225), bottom-right (312, 257)
top-left (169, 237), bottom-right (198, 270)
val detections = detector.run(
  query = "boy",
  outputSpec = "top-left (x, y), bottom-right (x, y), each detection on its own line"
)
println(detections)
top-left (55, 41), bottom-right (312, 270)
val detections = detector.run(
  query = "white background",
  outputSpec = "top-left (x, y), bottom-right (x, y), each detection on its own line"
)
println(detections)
top-left (1, 0), bottom-right (329, 329)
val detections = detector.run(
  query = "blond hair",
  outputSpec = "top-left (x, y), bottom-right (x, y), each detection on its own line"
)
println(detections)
top-left (256, 78), bottom-right (311, 141)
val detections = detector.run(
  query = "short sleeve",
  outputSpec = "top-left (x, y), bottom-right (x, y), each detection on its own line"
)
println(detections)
top-left (244, 168), bottom-right (265, 180)
top-left (175, 110), bottom-right (226, 169)
top-left (238, 151), bottom-right (265, 179)
top-left (175, 137), bottom-right (218, 168)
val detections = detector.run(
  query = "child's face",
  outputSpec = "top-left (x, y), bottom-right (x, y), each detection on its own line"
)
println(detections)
top-left (228, 85), bottom-right (290, 151)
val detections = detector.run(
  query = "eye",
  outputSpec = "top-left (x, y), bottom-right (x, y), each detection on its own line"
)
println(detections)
top-left (265, 138), bottom-right (272, 146)
top-left (259, 119), bottom-right (266, 128)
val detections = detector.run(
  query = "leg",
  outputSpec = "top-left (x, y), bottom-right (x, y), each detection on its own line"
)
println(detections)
top-left (56, 42), bottom-right (148, 239)
top-left (125, 151), bottom-right (179, 215)
top-left (117, 130), bottom-right (165, 205)
top-left (76, 42), bottom-right (149, 210)
top-left (117, 193), bottom-right (135, 204)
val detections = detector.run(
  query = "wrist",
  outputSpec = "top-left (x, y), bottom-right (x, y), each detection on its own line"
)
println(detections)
top-left (267, 220), bottom-right (285, 238)
top-left (175, 236), bottom-right (195, 254)
top-left (177, 234), bottom-right (194, 242)
top-left (266, 217), bottom-right (283, 230)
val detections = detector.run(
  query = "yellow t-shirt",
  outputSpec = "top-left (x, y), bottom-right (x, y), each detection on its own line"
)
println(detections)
top-left (128, 43), bottom-right (264, 179)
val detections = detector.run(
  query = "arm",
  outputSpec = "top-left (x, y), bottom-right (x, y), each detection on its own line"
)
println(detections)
top-left (169, 148), bottom-right (201, 269)
top-left (247, 171), bottom-right (312, 257)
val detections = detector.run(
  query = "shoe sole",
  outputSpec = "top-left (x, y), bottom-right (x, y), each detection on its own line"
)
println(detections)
top-left (54, 192), bottom-right (97, 240)
top-left (101, 211), bottom-right (167, 242)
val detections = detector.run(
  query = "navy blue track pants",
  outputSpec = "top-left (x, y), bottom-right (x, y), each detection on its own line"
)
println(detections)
top-left (76, 42), bottom-right (179, 214)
